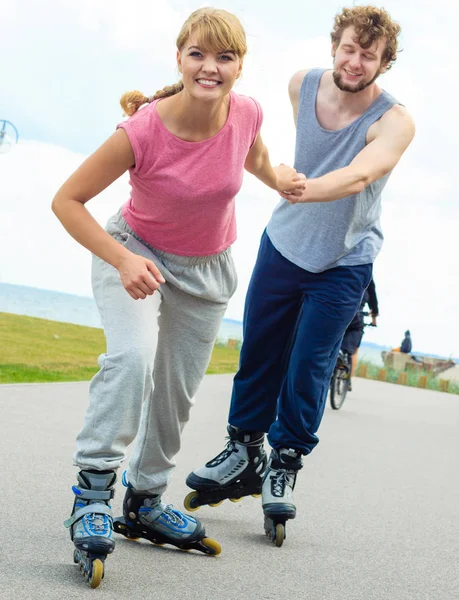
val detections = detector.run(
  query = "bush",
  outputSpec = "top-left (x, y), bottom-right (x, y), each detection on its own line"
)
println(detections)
top-left (356, 360), bottom-right (458, 395)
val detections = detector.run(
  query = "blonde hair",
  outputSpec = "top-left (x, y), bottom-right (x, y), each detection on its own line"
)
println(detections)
top-left (331, 6), bottom-right (401, 71)
top-left (120, 7), bottom-right (247, 116)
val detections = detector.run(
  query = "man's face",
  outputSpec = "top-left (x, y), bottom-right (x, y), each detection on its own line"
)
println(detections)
top-left (332, 26), bottom-right (388, 93)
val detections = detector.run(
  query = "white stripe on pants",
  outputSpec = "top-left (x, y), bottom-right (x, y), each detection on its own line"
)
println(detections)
top-left (73, 212), bottom-right (237, 495)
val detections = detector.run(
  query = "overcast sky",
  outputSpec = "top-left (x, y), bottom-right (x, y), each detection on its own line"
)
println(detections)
top-left (0, 0), bottom-right (458, 356)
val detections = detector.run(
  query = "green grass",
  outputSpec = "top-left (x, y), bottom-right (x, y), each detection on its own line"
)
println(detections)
top-left (0, 312), bottom-right (240, 384)
top-left (2, 312), bottom-right (457, 394)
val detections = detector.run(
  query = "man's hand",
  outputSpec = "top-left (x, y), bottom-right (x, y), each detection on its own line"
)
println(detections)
top-left (278, 177), bottom-right (310, 203)
top-left (116, 252), bottom-right (165, 300)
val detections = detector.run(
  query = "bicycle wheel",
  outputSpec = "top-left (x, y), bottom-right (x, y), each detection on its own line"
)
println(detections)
top-left (330, 369), bottom-right (349, 410)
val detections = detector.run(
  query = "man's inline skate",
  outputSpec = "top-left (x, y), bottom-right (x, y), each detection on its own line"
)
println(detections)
top-left (262, 448), bottom-right (303, 547)
top-left (113, 472), bottom-right (221, 555)
top-left (184, 425), bottom-right (267, 511)
top-left (64, 470), bottom-right (117, 588)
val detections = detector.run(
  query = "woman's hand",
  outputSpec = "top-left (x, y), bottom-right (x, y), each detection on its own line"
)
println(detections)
top-left (273, 164), bottom-right (307, 194)
top-left (116, 252), bottom-right (165, 300)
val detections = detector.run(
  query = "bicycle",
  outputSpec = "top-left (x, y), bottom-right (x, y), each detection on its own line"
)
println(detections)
top-left (329, 312), bottom-right (376, 410)
top-left (329, 349), bottom-right (351, 410)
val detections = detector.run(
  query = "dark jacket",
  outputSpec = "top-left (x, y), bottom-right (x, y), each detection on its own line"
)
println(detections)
top-left (347, 278), bottom-right (378, 331)
top-left (401, 331), bottom-right (412, 353)
top-left (364, 279), bottom-right (379, 316)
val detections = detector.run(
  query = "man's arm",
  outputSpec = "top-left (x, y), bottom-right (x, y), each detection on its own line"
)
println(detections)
top-left (280, 104), bottom-right (415, 203)
top-left (366, 278), bottom-right (379, 325)
top-left (288, 69), bottom-right (309, 125)
top-left (366, 279), bottom-right (379, 316)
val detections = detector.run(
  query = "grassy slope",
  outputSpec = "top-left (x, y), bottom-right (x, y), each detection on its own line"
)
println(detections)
top-left (0, 312), bottom-right (239, 383)
top-left (3, 312), bottom-right (456, 393)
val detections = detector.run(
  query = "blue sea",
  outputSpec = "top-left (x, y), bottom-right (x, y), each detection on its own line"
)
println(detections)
top-left (0, 282), bottom-right (385, 365)
top-left (0, 282), bottom-right (243, 344)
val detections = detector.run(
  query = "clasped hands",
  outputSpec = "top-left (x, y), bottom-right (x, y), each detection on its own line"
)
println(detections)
top-left (274, 164), bottom-right (308, 203)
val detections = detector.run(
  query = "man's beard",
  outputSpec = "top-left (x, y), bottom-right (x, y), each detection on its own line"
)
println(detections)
top-left (332, 69), bottom-right (380, 93)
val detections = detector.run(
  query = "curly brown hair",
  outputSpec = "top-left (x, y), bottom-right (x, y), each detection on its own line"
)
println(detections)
top-left (331, 6), bottom-right (401, 70)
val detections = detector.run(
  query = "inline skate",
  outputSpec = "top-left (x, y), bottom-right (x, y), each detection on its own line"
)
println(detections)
top-left (184, 425), bottom-right (267, 511)
top-left (113, 473), bottom-right (221, 555)
top-left (64, 470), bottom-right (116, 588)
top-left (262, 448), bottom-right (303, 547)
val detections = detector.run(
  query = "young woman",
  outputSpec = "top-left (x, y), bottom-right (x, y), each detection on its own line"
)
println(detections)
top-left (53, 6), bottom-right (304, 586)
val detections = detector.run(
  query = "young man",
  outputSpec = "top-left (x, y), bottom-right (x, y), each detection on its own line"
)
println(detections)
top-left (186, 6), bottom-right (415, 544)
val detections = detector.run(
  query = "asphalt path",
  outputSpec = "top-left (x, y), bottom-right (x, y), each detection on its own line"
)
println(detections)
top-left (0, 376), bottom-right (457, 600)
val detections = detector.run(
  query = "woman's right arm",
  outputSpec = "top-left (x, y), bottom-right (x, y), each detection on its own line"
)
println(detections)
top-left (52, 129), bottom-right (165, 300)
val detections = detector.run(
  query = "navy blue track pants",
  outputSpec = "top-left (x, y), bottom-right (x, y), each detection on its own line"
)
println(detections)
top-left (228, 231), bottom-right (372, 454)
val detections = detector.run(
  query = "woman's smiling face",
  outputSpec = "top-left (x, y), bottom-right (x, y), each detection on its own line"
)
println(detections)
top-left (177, 33), bottom-right (242, 102)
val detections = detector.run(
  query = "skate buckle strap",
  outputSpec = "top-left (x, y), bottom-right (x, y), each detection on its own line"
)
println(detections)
top-left (121, 470), bottom-right (132, 488)
top-left (64, 502), bottom-right (112, 529)
top-left (228, 426), bottom-right (265, 446)
top-left (72, 485), bottom-right (114, 501)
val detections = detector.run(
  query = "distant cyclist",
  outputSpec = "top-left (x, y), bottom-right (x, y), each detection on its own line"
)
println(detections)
top-left (340, 278), bottom-right (378, 390)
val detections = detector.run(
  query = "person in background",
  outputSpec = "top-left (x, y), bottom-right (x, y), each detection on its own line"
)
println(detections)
top-left (400, 330), bottom-right (412, 353)
top-left (340, 278), bottom-right (378, 391)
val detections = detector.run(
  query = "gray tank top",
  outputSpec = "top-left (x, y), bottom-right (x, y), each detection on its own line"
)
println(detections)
top-left (266, 68), bottom-right (398, 272)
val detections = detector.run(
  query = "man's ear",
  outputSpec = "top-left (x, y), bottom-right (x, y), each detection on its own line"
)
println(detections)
top-left (379, 60), bottom-right (389, 75)
top-left (331, 42), bottom-right (337, 58)
top-left (379, 61), bottom-right (389, 75)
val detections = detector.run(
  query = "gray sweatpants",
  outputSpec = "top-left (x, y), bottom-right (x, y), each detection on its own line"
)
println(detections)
top-left (74, 211), bottom-right (237, 495)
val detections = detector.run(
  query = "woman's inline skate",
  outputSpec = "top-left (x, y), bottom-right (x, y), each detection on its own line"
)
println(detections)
top-left (262, 448), bottom-right (303, 547)
top-left (184, 425), bottom-right (267, 511)
top-left (64, 470), bottom-right (117, 588)
top-left (112, 472), bottom-right (221, 555)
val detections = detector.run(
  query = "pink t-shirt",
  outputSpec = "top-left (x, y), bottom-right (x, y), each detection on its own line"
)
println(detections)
top-left (116, 92), bottom-right (263, 256)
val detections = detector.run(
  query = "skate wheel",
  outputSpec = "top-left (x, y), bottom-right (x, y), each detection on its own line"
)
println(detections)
top-left (89, 558), bottom-right (104, 589)
top-left (275, 523), bottom-right (285, 548)
top-left (209, 501), bottom-right (223, 507)
top-left (229, 497), bottom-right (241, 503)
top-left (251, 493), bottom-right (262, 498)
top-left (200, 537), bottom-right (222, 556)
top-left (184, 491), bottom-right (200, 512)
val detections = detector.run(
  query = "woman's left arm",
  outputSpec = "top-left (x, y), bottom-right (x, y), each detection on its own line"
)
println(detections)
top-left (244, 133), bottom-right (306, 194)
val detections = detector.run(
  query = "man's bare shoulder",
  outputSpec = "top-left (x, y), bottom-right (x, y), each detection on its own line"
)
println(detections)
top-left (381, 104), bottom-right (415, 133)
top-left (369, 103), bottom-right (415, 146)
top-left (288, 69), bottom-right (311, 100)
